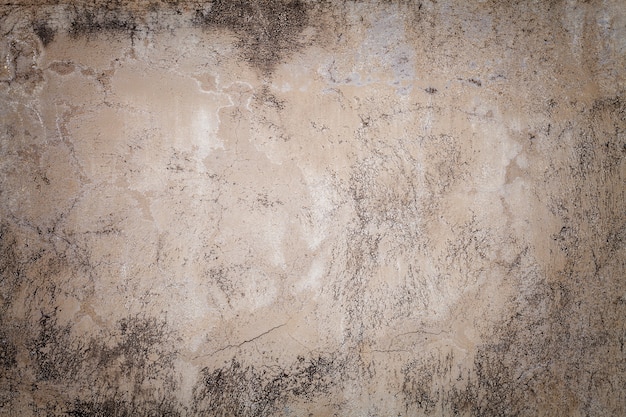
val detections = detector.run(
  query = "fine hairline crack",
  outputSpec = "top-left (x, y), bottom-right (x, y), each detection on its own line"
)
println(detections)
top-left (196, 322), bottom-right (289, 359)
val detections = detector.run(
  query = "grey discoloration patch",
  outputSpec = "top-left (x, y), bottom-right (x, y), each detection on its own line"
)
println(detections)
top-left (193, 0), bottom-right (309, 73)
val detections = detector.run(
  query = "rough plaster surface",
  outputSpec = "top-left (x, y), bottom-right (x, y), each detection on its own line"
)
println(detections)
top-left (0, 1), bottom-right (625, 415)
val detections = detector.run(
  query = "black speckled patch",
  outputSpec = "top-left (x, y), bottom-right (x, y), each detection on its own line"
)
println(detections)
top-left (67, 397), bottom-right (181, 417)
top-left (69, 7), bottom-right (139, 38)
top-left (33, 21), bottom-right (56, 46)
top-left (0, 329), bottom-right (17, 370)
top-left (0, 222), bottom-right (21, 319)
top-left (192, 354), bottom-right (342, 416)
top-left (193, 0), bottom-right (309, 74)
top-left (31, 312), bottom-right (85, 381)
top-left (19, 311), bottom-right (183, 414)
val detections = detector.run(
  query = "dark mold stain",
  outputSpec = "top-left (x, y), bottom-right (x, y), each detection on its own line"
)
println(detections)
top-left (0, 222), bottom-right (20, 316)
top-left (465, 249), bottom-right (624, 416)
top-left (31, 312), bottom-right (85, 381)
top-left (254, 85), bottom-right (286, 110)
top-left (52, 1), bottom-right (311, 73)
top-left (402, 351), bottom-right (479, 415)
top-left (192, 354), bottom-right (342, 416)
top-left (22, 311), bottom-right (182, 414)
top-left (25, 311), bottom-right (345, 415)
top-left (69, 7), bottom-right (139, 39)
top-left (400, 290), bottom-right (622, 416)
top-left (0, 329), bottom-right (17, 370)
top-left (81, 314), bottom-right (181, 410)
top-left (193, 0), bottom-right (310, 74)
top-left (68, 399), bottom-right (133, 417)
top-left (33, 21), bottom-right (56, 46)
top-left (67, 397), bottom-right (181, 417)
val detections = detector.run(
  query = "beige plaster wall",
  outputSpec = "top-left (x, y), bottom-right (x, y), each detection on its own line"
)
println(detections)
top-left (0, 1), bottom-right (624, 415)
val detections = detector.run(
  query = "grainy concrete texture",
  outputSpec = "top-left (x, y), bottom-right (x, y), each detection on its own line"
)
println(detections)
top-left (0, 0), bottom-right (624, 416)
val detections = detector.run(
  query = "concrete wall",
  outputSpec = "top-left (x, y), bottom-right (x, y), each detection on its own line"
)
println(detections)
top-left (1, 1), bottom-right (624, 415)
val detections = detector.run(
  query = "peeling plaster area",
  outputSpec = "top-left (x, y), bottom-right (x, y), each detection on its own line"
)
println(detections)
top-left (1, 1), bottom-right (625, 416)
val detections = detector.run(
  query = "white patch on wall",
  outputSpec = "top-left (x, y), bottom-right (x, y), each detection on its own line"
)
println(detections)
top-left (301, 168), bottom-right (337, 250)
top-left (297, 254), bottom-right (326, 294)
top-left (515, 152), bottom-right (529, 169)
top-left (317, 5), bottom-right (415, 93)
top-left (264, 218), bottom-right (287, 269)
top-left (564, 0), bottom-right (586, 62)
top-left (110, 66), bottom-right (231, 169)
top-left (361, 6), bottom-right (416, 91)
top-left (246, 269), bottom-right (278, 310)
top-left (471, 115), bottom-right (522, 191)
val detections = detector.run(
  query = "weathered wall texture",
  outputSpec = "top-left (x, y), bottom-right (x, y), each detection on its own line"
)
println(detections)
top-left (1, 0), bottom-right (625, 415)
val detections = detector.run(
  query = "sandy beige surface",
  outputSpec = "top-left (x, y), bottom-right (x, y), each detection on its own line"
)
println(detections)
top-left (0, 1), bottom-right (624, 415)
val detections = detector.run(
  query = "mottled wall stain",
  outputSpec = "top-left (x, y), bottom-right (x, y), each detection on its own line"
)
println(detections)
top-left (0, 1), bottom-right (625, 416)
